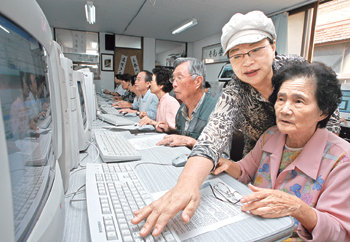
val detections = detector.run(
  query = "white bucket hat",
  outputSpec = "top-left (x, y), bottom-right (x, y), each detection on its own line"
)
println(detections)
top-left (221, 11), bottom-right (276, 55)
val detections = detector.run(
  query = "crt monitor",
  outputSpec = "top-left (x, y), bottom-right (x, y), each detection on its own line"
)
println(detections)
top-left (340, 83), bottom-right (350, 125)
top-left (78, 68), bottom-right (96, 122)
top-left (218, 63), bottom-right (234, 82)
top-left (0, 0), bottom-right (64, 241)
top-left (51, 41), bottom-right (79, 192)
top-left (58, 53), bottom-right (80, 172)
top-left (73, 71), bottom-right (91, 152)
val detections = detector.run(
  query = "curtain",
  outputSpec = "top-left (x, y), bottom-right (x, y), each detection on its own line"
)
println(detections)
top-left (271, 12), bottom-right (288, 55)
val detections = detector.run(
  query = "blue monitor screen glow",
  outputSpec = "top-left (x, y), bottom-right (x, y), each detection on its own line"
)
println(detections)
top-left (340, 90), bottom-right (350, 114)
top-left (0, 14), bottom-right (55, 241)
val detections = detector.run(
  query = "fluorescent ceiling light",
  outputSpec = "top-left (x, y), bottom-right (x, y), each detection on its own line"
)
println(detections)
top-left (85, 1), bottom-right (96, 24)
top-left (172, 18), bottom-right (198, 35)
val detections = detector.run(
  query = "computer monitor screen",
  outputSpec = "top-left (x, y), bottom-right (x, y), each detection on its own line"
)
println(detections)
top-left (340, 90), bottom-right (350, 119)
top-left (340, 90), bottom-right (350, 111)
top-left (77, 80), bottom-right (87, 128)
top-left (218, 63), bottom-right (234, 82)
top-left (0, 13), bottom-right (55, 241)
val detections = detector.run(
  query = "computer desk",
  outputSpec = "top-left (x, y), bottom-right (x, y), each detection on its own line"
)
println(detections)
top-left (63, 118), bottom-right (294, 242)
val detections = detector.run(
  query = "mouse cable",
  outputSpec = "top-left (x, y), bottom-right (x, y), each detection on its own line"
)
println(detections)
top-left (66, 184), bottom-right (85, 199)
top-left (134, 162), bottom-right (172, 169)
top-left (69, 184), bottom-right (86, 203)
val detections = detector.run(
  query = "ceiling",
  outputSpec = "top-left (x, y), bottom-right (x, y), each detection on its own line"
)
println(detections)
top-left (36, 0), bottom-right (316, 43)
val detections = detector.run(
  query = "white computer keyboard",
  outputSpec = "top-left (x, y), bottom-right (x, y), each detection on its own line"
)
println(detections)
top-left (86, 163), bottom-right (179, 242)
top-left (100, 106), bottom-right (122, 115)
top-left (97, 113), bottom-right (136, 126)
top-left (94, 129), bottom-right (141, 162)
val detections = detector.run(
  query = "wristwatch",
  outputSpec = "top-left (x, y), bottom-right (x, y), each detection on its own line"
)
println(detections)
top-left (136, 111), bottom-right (140, 116)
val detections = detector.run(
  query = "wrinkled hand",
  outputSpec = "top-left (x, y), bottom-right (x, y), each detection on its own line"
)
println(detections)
top-left (139, 116), bottom-right (156, 126)
top-left (118, 108), bottom-right (135, 114)
top-left (139, 111), bottom-right (147, 118)
top-left (112, 100), bottom-right (131, 108)
top-left (212, 157), bottom-right (232, 175)
top-left (155, 121), bottom-right (170, 133)
top-left (212, 157), bottom-right (241, 178)
top-left (156, 134), bottom-right (196, 148)
top-left (241, 184), bottom-right (302, 218)
top-left (131, 181), bottom-right (201, 237)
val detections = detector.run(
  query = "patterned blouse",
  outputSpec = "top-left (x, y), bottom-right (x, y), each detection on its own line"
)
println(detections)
top-left (190, 55), bottom-right (341, 166)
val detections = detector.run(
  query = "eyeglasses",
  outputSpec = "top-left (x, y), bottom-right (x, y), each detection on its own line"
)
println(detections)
top-left (170, 74), bottom-right (197, 84)
top-left (135, 77), bottom-right (144, 82)
top-left (229, 44), bottom-right (270, 63)
top-left (210, 182), bottom-right (242, 206)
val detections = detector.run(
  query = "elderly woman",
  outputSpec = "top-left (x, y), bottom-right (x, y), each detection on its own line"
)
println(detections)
top-left (211, 62), bottom-right (350, 241)
top-left (138, 67), bottom-right (180, 130)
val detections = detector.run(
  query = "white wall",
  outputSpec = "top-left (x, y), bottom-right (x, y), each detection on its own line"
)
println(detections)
top-left (287, 12), bottom-right (305, 56)
top-left (191, 33), bottom-right (226, 88)
top-left (156, 46), bottom-right (185, 66)
top-left (97, 32), bottom-right (114, 92)
top-left (143, 37), bottom-right (155, 72)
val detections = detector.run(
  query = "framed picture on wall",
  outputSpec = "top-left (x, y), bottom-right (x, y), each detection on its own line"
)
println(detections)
top-left (114, 47), bottom-right (143, 75)
top-left (202, 43), bottom-right (228, 64)
top-left (101, 53), bottom-right (114, 71)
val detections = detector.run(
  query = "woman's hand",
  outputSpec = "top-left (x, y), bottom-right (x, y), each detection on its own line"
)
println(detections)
top-left (139, 116), bottom-right (156, 127)
top-left (241, 184), bottom-right (317, 232)
top-left (212, 157), bottom-right (242, 178)
top-left (157, 134), bottom-right (196, 148)
top-left (212, 157), bottom-right (232, 175)
top-left (155, 121), bottom-right (170, 133)
top-left (132, 181), bottom-right (201, 237)
top-left (131, 156), bottom-right (213, 237)
top-left (139, 111), bottom-right (147, 118)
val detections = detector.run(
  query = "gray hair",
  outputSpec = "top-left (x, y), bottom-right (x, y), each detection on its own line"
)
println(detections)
top-left (173, 57), bottom-right (206, 88)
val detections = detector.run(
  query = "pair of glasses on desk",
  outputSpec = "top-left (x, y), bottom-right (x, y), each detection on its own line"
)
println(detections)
top-left (210, 181), bottom-right (242, 206)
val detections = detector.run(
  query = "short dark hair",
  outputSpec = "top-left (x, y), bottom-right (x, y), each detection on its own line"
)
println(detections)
top-left (122, 73), bottom-right (132, 82)
top-left (204, 81), bottom-right (211, 89)
top-left (152, 67), bottom-right (173, 93)
top-left (269, 61), bottom-right (342, 129)
top-left (130, 75), bottom-right (137, 86)
top-left (140, 70), bottom-right (152, 83)
top-left (115, 74), bottom-right (123, 79)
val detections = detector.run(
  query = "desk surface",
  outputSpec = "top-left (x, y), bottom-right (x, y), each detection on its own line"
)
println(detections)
top-left (63, 119), bottom-right (293, 242)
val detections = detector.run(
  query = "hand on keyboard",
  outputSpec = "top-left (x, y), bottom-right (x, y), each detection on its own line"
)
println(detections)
top-left (156, 134), bottom-right (196, 149)
top-left (132, 180), bottom-right (200, 237)
top-left (131, 156), bottom-right (213, 237)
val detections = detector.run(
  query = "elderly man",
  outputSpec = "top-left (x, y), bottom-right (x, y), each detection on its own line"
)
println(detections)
top-left (156, 57), bottom-right (219, 148)
top-left (118, 70), bottom-right (158, 120)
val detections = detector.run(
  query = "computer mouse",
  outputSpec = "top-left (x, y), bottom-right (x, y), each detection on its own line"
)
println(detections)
top-left (137, 125), bottom-right (155, 131)
top-left (172, 153), bottom-right (189, 167)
